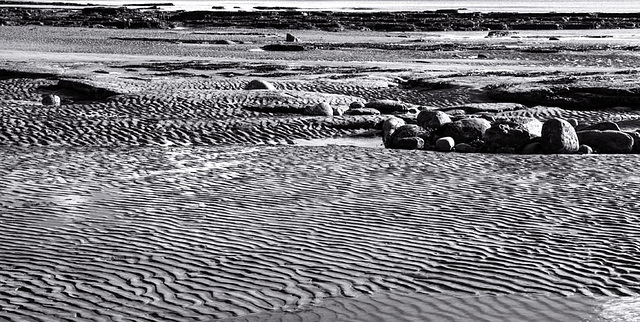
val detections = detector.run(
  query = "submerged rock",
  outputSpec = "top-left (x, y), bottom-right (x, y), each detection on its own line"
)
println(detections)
top-left (541, 118), bottom-right (579, 154)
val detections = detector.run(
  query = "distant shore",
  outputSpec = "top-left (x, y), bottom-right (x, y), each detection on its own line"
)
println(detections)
top-left (1, 5), bottom-right (640, 30)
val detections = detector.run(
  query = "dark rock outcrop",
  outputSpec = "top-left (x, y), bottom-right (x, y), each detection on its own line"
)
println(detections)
top-left (262, 44), bottom-right (305, 51)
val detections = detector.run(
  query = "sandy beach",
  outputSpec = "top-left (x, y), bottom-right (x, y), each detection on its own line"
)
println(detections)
top-left (2, 16), bottom-right (640, 321)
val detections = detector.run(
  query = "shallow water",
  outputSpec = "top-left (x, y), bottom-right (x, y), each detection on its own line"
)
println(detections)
top-left (1, 145), bottom-right (640, 321)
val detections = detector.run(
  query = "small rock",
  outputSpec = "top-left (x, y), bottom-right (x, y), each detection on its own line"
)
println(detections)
top-left (521, 142), bottom-right (544, 154)
top-left (581, 121), bottom-right (620, 131)
top-left (365, 99), bottom-right (410, 114)
top-left (578, 144), bottom-right (594, 154)
top-left (42, 94), bottom-right (61, 106)
top-left (417, 110), bottom-right (451, 130)
top-left (453, 143), bottom-right (476, 153)
top-left (435, 137), bottom-right (455, 152)
top-left (285, 33), bottom-right (299, 42)
top-left (577, 130), bottom-right (633, 154)
top-left (382, 117), bottom-right (406, 146)
top-left (345, 108), bottom-right (381, 116)
top-left (303, 102), bottom-right (334, 116)
top-left (393, 137), bottom-right (425, 150)
top-left (541, 118), bottom-right (579, 154)
top-left (245, 79), bottom-right (276, 90)
top-left (437, 117), bottom-right (491, 144)
top-left (350, 101), bottom-right (365, 109)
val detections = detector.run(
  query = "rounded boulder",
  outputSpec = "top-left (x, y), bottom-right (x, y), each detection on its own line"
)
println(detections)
top-left (417, 110), bottom-right (451, 130)
top-left (436, 117), bottom-right (491, 144)
top-left (303, 102), bottom-right (334, 116)
top-left (435, 137), bottom-right (455, 152)
top-left (483, 117), bottom-right (542, 153)
top-left (576, 130), bottom-right (633, 154)
top-left (42, 94), bottom-right (61, 106)
top-left (365, 99), bottom-right (409, 114)
top-left (541, 118), bottom-right (579, 154)
top-left (245, 79), bottom-right (276, 90)
top-left (382, 117), bottom-right (406, 147)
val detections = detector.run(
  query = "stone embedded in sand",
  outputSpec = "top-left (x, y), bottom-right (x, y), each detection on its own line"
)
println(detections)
top-left (541, 118), bottom-right (580, 154)
top-left (345, 108), bottom-right (381, 116)
top-left (262, 44), bottom-right (305, 51)
top-left (582, 121), bottom-right (620, 132)
top-left (435, 137), bottom-right (455, 152)
top-left (245, 79), bottom-right (276, 90)
top-left (382, 116), bottom-right (406, 147)
top-left (417, 110), bottom-right (451, 130)
top-left (577, 130), bottom-right (633, 154)
top-left (286, 33), bottom-right (299, 42)
top-left (436, 117), bottom-right (491, 144)
top-left (393, 137), bottom-right (425, 150)
top-left (42, 94), bottom-right (61, 106)
top-left (453, 143), bottom-right (476, 153)
top-left (215, 39), bottom-right (237, 45)
top-left (483, 117), bottom-right (542, 153)
top-left (625, 131), bottom-right (640, 153)
top-left (578, 144), bottom-right (594, 154)
top-left (522, 142), bottom-right (544, 154)
top-left (387, 124), bottom-right (427, 149)
top-left (365, 99), bottom-right (410, 114)
top-left (303, 102), bottom-right (334, 116)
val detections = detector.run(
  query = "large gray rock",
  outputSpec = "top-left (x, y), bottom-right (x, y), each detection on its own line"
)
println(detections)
top-left (436, 117), bottom-right (491, 144)
top-left (417, 110), bottom-right (451, 130)
top-left (42, 94), bottom-right (61, 106)
top-left (382, 117), bottom-right (406, 147)
top-left (303, 102), bottom-right (333, 116)
top-left (483, 117), bottom-right (542, 153)
top-left (387, 124), bottom-right (428, 149)
top-left (541, 118), bottom-right (579, 154)
top-left (245, 79), bottom-right (276, 90)
top-left (365, 99), bottom-right (410, 114)
top-left (577, 130), bottom-right (633, 154)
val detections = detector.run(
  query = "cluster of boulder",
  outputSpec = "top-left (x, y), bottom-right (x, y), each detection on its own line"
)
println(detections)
top-left (383, 111), bottom-right (640, 154)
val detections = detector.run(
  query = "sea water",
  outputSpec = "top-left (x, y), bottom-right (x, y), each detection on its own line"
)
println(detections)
top-left (9, 0), bottom-right (640, 13)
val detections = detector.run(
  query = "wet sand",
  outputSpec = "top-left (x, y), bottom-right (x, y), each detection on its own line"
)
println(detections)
top-left (1, 26), bottom-right (640, 321)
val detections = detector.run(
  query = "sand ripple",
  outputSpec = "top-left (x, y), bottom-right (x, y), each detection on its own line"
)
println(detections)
top-left (1, 146), bottom-right (639, 321)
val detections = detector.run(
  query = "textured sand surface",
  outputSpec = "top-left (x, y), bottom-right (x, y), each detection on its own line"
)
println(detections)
top-left (1, 146), bottom-right (640, 321)
top-left (3, 26), bottom-right (640, 321)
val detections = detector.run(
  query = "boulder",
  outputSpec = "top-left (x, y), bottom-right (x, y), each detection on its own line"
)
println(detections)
top-left (417, 110), bottom-right (451, 130)
top-left (453, 143), bottom-right (476, 153)
top-left (483, 117), bottom-right (542, 152)
top-left (345, 108), bottom-right (381, 116)
top-left (387, 124), bottom-right (427, 149)
top-left (285, 33), bottom-right (299, 42)
top-left (303, 102), bottom-right (334, 116)
top-left (350, 101), bottom-right (365, 109)
top-left (393, 137), bottom-right (425, 150)
top-left (541, 118), bottom-right (579, 154)
top-left (365, 99), bottom-right (410, 114)
top-left (581, 121), bottom-right (620, 131)
top-left (576, 130), bottom-right (633, 154)
top-left (42, 94), bottom-right (61, 106)
top-left (382, 117), bottom-right (406, 147)
top-left (245, 79), bottom-right (276, 90)
top-left (436, 118), bottom-right (491, 144)
top-left (435, 137), bottom-right (455, 152)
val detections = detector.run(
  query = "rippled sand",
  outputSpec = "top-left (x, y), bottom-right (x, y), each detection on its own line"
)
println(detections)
top-left (1, 145), bottom-right (640, 321)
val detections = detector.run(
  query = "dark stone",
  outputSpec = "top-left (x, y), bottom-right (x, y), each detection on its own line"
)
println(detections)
top-left (522, 142), bottom-right (544, 154)
top-left (454, 143), bottom-right (476, 153)
top-left (437, 118), bottom-right (491, 144)
top-left (541, 118), bottom-right (579, 154)
top-left (382, 117), bottom-right (406, 147)
top-left (483, 117), bottom-right (542, 152)
top-left (344, 108), bottom-right (381, 116)
top-left (417, 110), bottom-right (451, 130)
top-left (393, 137), bottom-right (425, 150)
top-left (578, 144), bottom-right (594, 154)
top-left (41, 94), bottom-right (61, 106)
top-left (215, 39), bottom-right (236, 45)
top-left (262, 44), bottom-right (305, 51)
top-left (387, 124), bottom-right (428, 149)
top-left (365, 99), bottom-right (410, 114)
top-left (349, 101), bottom-right (365, 109)
top-left (303, 102), bottom-right (333, 116)
top-left (625, 131), bottom-right (640, 153)
top-left (435, 137), bottom-right (455, 152)
top-left (285, 33), bottom-right (299, 42)
top-left (245, 79), bottom-right (276, 90)
top-left (577, 130), bottom-right (633, 154)
top-left (581, 121), bottom-right (620, 131)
